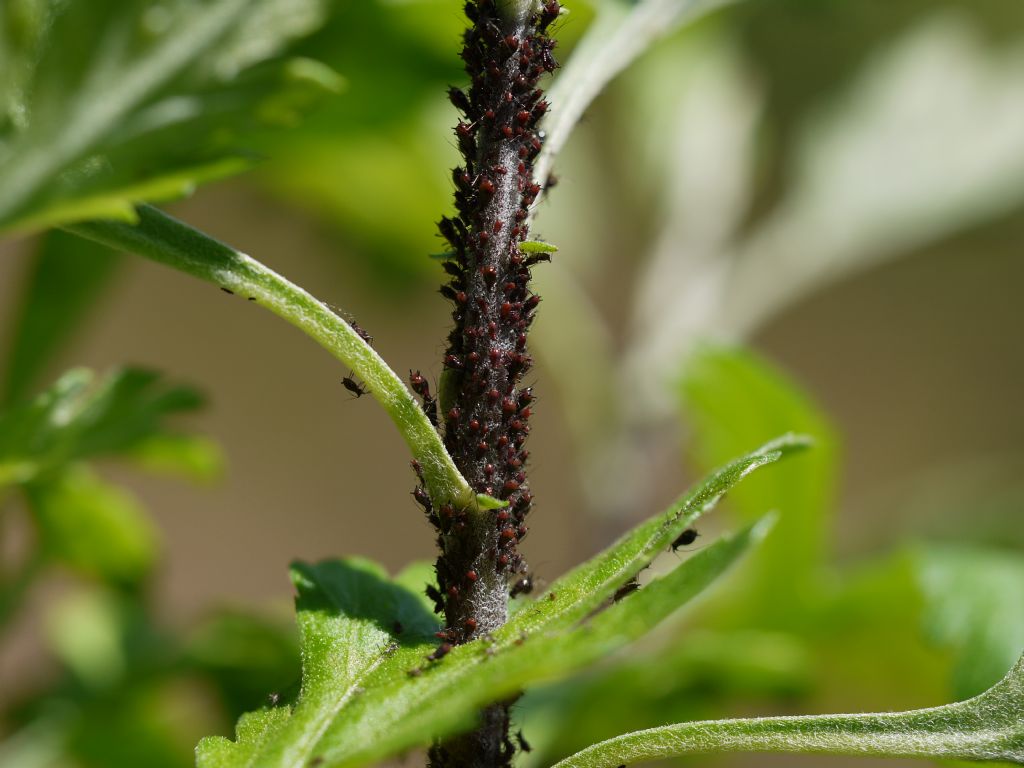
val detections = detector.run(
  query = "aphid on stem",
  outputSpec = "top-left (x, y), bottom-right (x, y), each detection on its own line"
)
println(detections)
top-left (342, 376), bottom-right (368, 398)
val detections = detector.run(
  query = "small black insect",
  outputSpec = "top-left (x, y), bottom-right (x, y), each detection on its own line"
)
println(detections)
top-left (220, 287), bottom-right (234, 295)
top-left (342, 376), bottom-right (368, 398)
top-left (425, 584), bottom-right (445, 614)
top-left (515, 730), bottom-right (532, 753)
top-left (613, 577), bottom-right (640, 602)
top-left (509, 574), bottom-right (533, 598)
top-left (670, 528), bottom-right (700, 552)
top-left (392, 620), bottom-right (404, 635)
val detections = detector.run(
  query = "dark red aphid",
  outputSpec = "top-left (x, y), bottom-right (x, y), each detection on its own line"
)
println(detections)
top-left (348, 319), bottom-right (374, 346)
top-left (427, 642), bottom-right (453, 662)
top-left (410, 370), bottom-right (430, 396)
top-left (413, 487), bottom-right (432, 511)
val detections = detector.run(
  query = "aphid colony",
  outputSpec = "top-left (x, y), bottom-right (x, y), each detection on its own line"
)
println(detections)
top-left (406, 0), bottom-right (561, 648)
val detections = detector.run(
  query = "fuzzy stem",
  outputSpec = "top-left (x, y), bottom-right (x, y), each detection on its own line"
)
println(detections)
top-left (65, 205), bottom-right (474, 509)
top-left (424, 0), bottom-right (560, 765)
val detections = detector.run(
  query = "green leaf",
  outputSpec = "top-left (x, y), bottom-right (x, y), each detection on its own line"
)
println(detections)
top-left (124, 433), bottom-right (224, 484)
top-left (550, 653), bottom-right (1024, 768)
top-left (0, 0), bottom-right (340, 234)
top-left (532, 0), bottom-right (741, 217)
top-left (474, 493), bottom-right (509, 510)
top-left (505, 434), bottom-right (809, 638)
top-left (27, 465), bottom-right (158, 582)
top-left (185, 610), bottom-right (300, 720)
top-left (0, 367), bottom-right (204, 487)
top-left (914, 544), bottom-right (1024, 699)
top-left (67, 205), bottom-right (474, 509)
top-left (201, 521), bottom-right (771, 768)
top-left (197, 558), bottom-right (441, 768)
top-left (521, 629), bottom-right (812, 763)
top-left (3, 230), bottom-right (122, 405)
top-left (45, 589), bottom-right (128, 689)
top-left (679, 345), bottom-right (837, 623)
top-left (198, 437), bottom-right (803, 768)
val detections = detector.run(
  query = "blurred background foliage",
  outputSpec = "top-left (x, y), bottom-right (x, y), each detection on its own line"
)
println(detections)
top-left (1, 0), bottom-right (1023, 766)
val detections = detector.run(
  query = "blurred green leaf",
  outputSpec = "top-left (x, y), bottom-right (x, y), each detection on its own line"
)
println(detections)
top-left (185, 610), bottom-right (299, 720)
top-left (45, 589), bottom-right (128, 689)
top-left (0, 0), bottom-right (340, 234)
top-left (679, 345), bottom-right (838, 624)
top-left (814, 551), bottom-right (949, 708)
top-left (0, 367), bottom-right (204, 487)
top-left (522, 628), bottom-right (812, 765)
top-left (125, 433), bottom-right (224, 484)
top-left (734, 0), bottom-right (1024, 220)
top-left (551, 652), bottom-right (1024, 768)
top-left (198, 437), bottom-right (801, 768)
top-left (914, 544), bottom-right (1024, 699)
top-left (27, 465), bottom-right (158, 582)
top-left (3, 231), bottom-right (123, 406)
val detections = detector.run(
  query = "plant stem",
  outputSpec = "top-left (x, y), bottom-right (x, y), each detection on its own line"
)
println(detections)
top-left (423, 0), bottom-right (559, 765)
top-left (65, 205), bottom-right (473, 510)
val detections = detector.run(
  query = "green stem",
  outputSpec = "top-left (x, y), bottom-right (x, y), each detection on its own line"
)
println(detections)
top-left (66, 205), bottom-right (473, 509)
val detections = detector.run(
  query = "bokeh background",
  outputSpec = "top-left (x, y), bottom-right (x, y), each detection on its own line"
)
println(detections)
top-left (2, 0), bottom-right (1023, 766)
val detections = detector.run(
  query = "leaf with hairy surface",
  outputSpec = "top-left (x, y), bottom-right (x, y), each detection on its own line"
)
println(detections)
top-left (0, 0), bottom-right (341, 234)
top-left (550, 653), bottom-right (1024, 768)
top-left (198, 437), bottom-right (802, 768)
